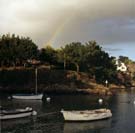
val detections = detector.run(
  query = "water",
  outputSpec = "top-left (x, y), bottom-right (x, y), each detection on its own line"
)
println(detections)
top-left (1, 89), bottom-right (135, 133)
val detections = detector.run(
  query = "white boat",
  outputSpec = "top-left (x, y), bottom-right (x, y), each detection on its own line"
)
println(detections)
top-left (12, 93), bottom-right (43, 100)
top-left (0, 107), bottom-right (37, 120)
top-left (12, 68), bottom-right (43, 100)
top-left (61, 108), bottom-right (112, 121)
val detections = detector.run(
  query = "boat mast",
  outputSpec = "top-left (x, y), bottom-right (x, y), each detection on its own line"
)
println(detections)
top-left (35, 68), bottom-right (38, 94)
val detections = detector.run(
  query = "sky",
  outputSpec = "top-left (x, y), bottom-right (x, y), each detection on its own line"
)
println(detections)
top-left (0, 0), bottom-right (135, 60)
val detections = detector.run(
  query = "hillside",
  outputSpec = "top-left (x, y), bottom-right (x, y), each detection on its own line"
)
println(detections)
top-left (0, 68), bottom-right (113, 95)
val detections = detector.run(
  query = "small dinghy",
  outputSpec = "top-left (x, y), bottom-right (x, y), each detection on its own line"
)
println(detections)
top-left (0, 107), bottom-right (37, 120)
top-left (61, 108), bottom-right (112, 121)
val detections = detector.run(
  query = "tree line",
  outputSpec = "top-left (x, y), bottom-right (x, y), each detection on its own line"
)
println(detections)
top-left (0, 34), bottom-right (37, 67)
top-left (0, 33), bottom-right (117, 83)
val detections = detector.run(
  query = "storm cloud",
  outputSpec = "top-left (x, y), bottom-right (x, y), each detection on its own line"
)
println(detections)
top-left (0, 0), bottom-right (135, 49)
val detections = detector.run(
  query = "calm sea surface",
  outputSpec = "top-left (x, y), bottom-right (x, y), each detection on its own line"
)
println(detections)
top-left (1, 89), bottom-right (135, 133)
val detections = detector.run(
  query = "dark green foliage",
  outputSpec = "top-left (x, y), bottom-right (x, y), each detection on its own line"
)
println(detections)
top-left (119, 56), bottom-right (132, 64)
top-left (0, 33), bottom-right (38, 67)
top-left (39, 46), bottom-right (58, 65)
top-left (0, 69), bottom-right (34, 87)
top-left (0, 33), bottom-right (117, 84)
top-left (61, 42), bottom-right (84, 73)
top-left (59, 41), bottom-right (117, 83)
top-left (83, 41), bottom-right (117, 83)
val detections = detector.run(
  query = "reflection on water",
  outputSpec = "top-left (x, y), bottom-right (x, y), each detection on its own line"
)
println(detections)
top-left (64, 119), bottom-right (111, 133)
top-left (1, 90), bottom-right (135, 132)
top-left (2, 117), bottom-right (35, 132)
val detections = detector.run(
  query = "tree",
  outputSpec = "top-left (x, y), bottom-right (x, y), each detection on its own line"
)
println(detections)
top-left (62, 42), bottom-right (84, 73)
top-left (83, 41), bottom-right (117, 82)
top-left (119, 56), bottom-right (132, 64)
top-left (39, 45), bottom-right (57, 65)
top-left (0, 34), bottom-right (38, 67)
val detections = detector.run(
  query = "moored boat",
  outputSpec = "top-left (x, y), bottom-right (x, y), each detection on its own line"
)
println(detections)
top-left (0, 107), bottom-right (37, 120)
top-left (12, 68), bottom-right (43, 100)
top-left (61, 108), bottom-right (112, 121)
top-left (12, 93), bottom-right (43, 100)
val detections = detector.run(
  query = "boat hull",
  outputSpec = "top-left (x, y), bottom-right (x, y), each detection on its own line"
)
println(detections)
top-left (0, 107), bottom-right (37, 120)
top-left (61, 109), bottom-right (112, 121)
top-left (12, 94), bottom-right (43, 100)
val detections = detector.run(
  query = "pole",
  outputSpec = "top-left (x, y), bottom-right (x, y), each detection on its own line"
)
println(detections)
top-left (105, 80), bottom-right (108, 88)
top-left (64, 53), bottom-right (66, 70)
top-left (35, 68), bottom-right (37, 94)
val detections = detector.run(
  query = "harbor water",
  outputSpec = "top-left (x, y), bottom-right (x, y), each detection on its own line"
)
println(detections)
top-left (1, 89), bottom-right (135, 133)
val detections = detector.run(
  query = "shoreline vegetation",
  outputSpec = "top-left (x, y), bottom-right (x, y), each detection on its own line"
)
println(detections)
top-left (0, 33), bottom-right (135, 95)
top-left (0, 67), bottom-right (131, 96)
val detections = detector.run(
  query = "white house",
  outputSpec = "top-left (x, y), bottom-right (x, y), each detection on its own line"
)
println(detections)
top-left (115, 59), bottom-right (127, 72)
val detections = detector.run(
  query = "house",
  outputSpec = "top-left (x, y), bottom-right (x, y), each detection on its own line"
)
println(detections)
top-left (115, 59), bottom-right (127, 72)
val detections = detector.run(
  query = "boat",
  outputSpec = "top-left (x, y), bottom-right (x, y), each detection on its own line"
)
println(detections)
top-left (12, 93), bottom-right (43, 100)
top-left (0, 107), bottom-right (37, 120)
top-left (12, 68), bottom-right (43, 100)
top-left (61, 108), bottom-right (112, 121)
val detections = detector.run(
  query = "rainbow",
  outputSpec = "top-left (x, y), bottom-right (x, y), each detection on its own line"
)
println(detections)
top-left (43, 13), bottom-right (75, 48)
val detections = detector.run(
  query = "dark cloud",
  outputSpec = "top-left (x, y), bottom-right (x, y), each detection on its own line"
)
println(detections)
top-left (0, 0), bottom-right (135, 48)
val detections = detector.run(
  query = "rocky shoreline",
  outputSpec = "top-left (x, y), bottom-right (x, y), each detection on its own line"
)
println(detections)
top-left (0, 83), bottom-right (127, 96)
